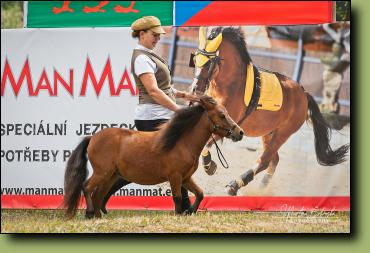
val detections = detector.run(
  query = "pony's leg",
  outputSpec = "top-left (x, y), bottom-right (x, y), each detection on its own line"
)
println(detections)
top-left (226, 130), bottom-right (290, 196)
top-left (92, 175), bottom-right (117, 218)
top-left (101, 177), bottom-right (131, 214)
top-left (83, 174), bottom-right (102, 219)
top-left (169, 174), bottom-right (183, 214)
top-left (181, 186), bottom-right (191, 212)
top-left (82, 179), bottom-right (94, 218)
top-left (182, 177), bottom-right (204, 215)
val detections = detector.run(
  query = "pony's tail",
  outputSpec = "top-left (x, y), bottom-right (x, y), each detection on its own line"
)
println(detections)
top-left (306, 93), bottom-right (349, 166)
top-left (63, 137), bottom-right (91, 218)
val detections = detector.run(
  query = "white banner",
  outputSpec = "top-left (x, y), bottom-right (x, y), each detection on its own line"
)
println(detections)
top-left (1, 28), bottom-right (173, 196)
top-left (1, 28), bottom-right (350, 203)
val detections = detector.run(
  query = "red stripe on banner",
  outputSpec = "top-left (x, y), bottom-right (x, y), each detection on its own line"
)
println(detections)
top-left (1, 195), bottom-right (350, 211)
top-left (183, 1), bottom-right (333, 26)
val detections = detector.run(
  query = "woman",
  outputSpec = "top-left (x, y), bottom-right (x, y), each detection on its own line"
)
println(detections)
top-left (101, 16), bottom-right (191, 214)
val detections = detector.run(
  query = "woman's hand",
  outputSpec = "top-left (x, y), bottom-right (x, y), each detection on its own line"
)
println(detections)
top-left (140, 73), bottom-right (179, 111)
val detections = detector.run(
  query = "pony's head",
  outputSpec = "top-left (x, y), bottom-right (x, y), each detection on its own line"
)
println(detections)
top-left (160, 94), bottom-right (244, 151)
top-left (189, 27), bottom-right (251, 95)
top-left (188, 95), bottom-right (244, 142)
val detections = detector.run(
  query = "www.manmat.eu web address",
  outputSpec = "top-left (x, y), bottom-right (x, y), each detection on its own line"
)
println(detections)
top-left (1, 187), bottom-right (172, 196)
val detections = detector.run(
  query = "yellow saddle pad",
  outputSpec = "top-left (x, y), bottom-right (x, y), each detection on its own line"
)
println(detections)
top-left (244, 64), bottom-right (283, 111)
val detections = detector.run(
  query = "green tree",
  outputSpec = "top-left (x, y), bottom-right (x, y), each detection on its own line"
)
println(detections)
top-left (336, 1), bottom-right (350, 21)
top-left (1, 1), bottom-right (24, 28)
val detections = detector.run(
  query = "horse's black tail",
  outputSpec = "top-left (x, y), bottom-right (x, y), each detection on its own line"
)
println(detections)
top-left (63, 137), bottom-right (91, 218)
top-left (306, 93), bottom-right (349, 166)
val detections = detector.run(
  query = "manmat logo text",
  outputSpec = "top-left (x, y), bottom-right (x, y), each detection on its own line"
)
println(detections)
top-left (1, 57), bottom-right (138, 97)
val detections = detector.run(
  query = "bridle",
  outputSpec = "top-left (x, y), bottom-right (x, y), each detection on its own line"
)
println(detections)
top-left (189, 41), bottom-right (230, 169)
top-left (190, 49), bottom-right (222, 95)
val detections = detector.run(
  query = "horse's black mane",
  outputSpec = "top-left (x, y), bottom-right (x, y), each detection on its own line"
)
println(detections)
top-left (159, 105), bottom-right (206, 152)
top-left (209, 27), bottom-right (251, 66)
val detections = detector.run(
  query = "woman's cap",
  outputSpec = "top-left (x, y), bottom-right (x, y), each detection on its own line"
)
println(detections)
top-left (131, 16), bottom-right (166, 34)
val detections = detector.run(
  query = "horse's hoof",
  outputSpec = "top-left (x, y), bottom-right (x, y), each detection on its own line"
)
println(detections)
top-left (204, 160), bottom-right (217, 176)
top-left (260, 174), bottom-right (273, 189)
top-left (225, 180), bottom-right (239, 196)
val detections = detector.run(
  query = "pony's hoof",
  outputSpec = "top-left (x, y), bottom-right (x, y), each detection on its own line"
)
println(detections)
top-left (85, 211), bottom-right (94, 219)
top-left (225, 180), bottom-right (239, 196)
top-left (101, 207), bottom-right (108, 214)
top-left (183, 207), bottom-right (195, 215)
top-left (204, 160), bottom-right (217, 176)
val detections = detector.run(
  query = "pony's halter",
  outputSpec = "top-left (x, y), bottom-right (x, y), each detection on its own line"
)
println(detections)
top-left (207, 114), bottom-right (234, 137)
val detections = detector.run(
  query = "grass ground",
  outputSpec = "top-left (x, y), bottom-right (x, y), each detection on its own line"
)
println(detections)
top-left (1, 209), bottom-right (350, 233)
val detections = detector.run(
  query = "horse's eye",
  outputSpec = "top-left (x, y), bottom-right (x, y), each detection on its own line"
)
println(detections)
top-left (220, 113), bottom-right (226, 119)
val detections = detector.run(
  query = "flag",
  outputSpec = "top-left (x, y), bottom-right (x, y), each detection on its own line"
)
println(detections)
top-left (26, 1), bottom-right (173, 28)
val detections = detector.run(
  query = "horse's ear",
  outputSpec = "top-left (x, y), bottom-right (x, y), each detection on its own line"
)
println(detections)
top-left (205, 33), bottom-right (222, 53)
top-left (198, 27), bottom-right (207, 50)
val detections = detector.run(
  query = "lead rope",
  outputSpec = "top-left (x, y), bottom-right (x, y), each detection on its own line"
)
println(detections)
top-left (211, 134), bottom-right (229, 169)
top-left (190, 78), bottom-right (229, 169)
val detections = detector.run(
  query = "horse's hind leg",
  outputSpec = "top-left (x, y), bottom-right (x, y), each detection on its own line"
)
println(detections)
top-left (259, 133), bottom-right (280, 188)
top-left (182, 177), bottom-right (204, 215)
top-left (226, 130), bottom-right (290, 196)
top-left (260, 153), bottom-right (279, 188)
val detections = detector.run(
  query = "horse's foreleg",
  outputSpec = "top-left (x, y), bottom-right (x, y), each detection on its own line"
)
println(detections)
top-left (169, 174), bottom-right (183, 214)
top-left (202, 148), bottom-right (217, 175)
top-left (182, 177), bottom-right (204, 215)
top-left (202, 137), bottom-right (219, 175)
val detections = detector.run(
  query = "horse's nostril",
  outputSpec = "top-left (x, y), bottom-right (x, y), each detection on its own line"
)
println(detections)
top-left (240, 130), bottom-right (244, 136)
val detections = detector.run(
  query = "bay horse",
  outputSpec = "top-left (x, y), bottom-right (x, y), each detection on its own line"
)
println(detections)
top-left (189, 27), bottom-right (349, 196)
top-left (63, 95), bottom-right (244, 218)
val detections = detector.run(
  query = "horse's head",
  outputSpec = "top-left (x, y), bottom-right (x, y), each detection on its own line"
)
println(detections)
top-left (189, 27), bottom-right (223, 95)
top-left (188, 95), bottom-right (244, 142)
top-left (189, 27), bottom-right (251, 95)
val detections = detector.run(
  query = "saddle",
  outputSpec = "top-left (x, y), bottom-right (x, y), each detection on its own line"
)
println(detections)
top-left (244, 64), bottom-right (283, 112)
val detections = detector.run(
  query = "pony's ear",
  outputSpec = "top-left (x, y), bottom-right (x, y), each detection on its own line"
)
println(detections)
top-left (184, 94), bottom-right (201, 103)
top-left (199, 95), bottom-right (216, 110)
